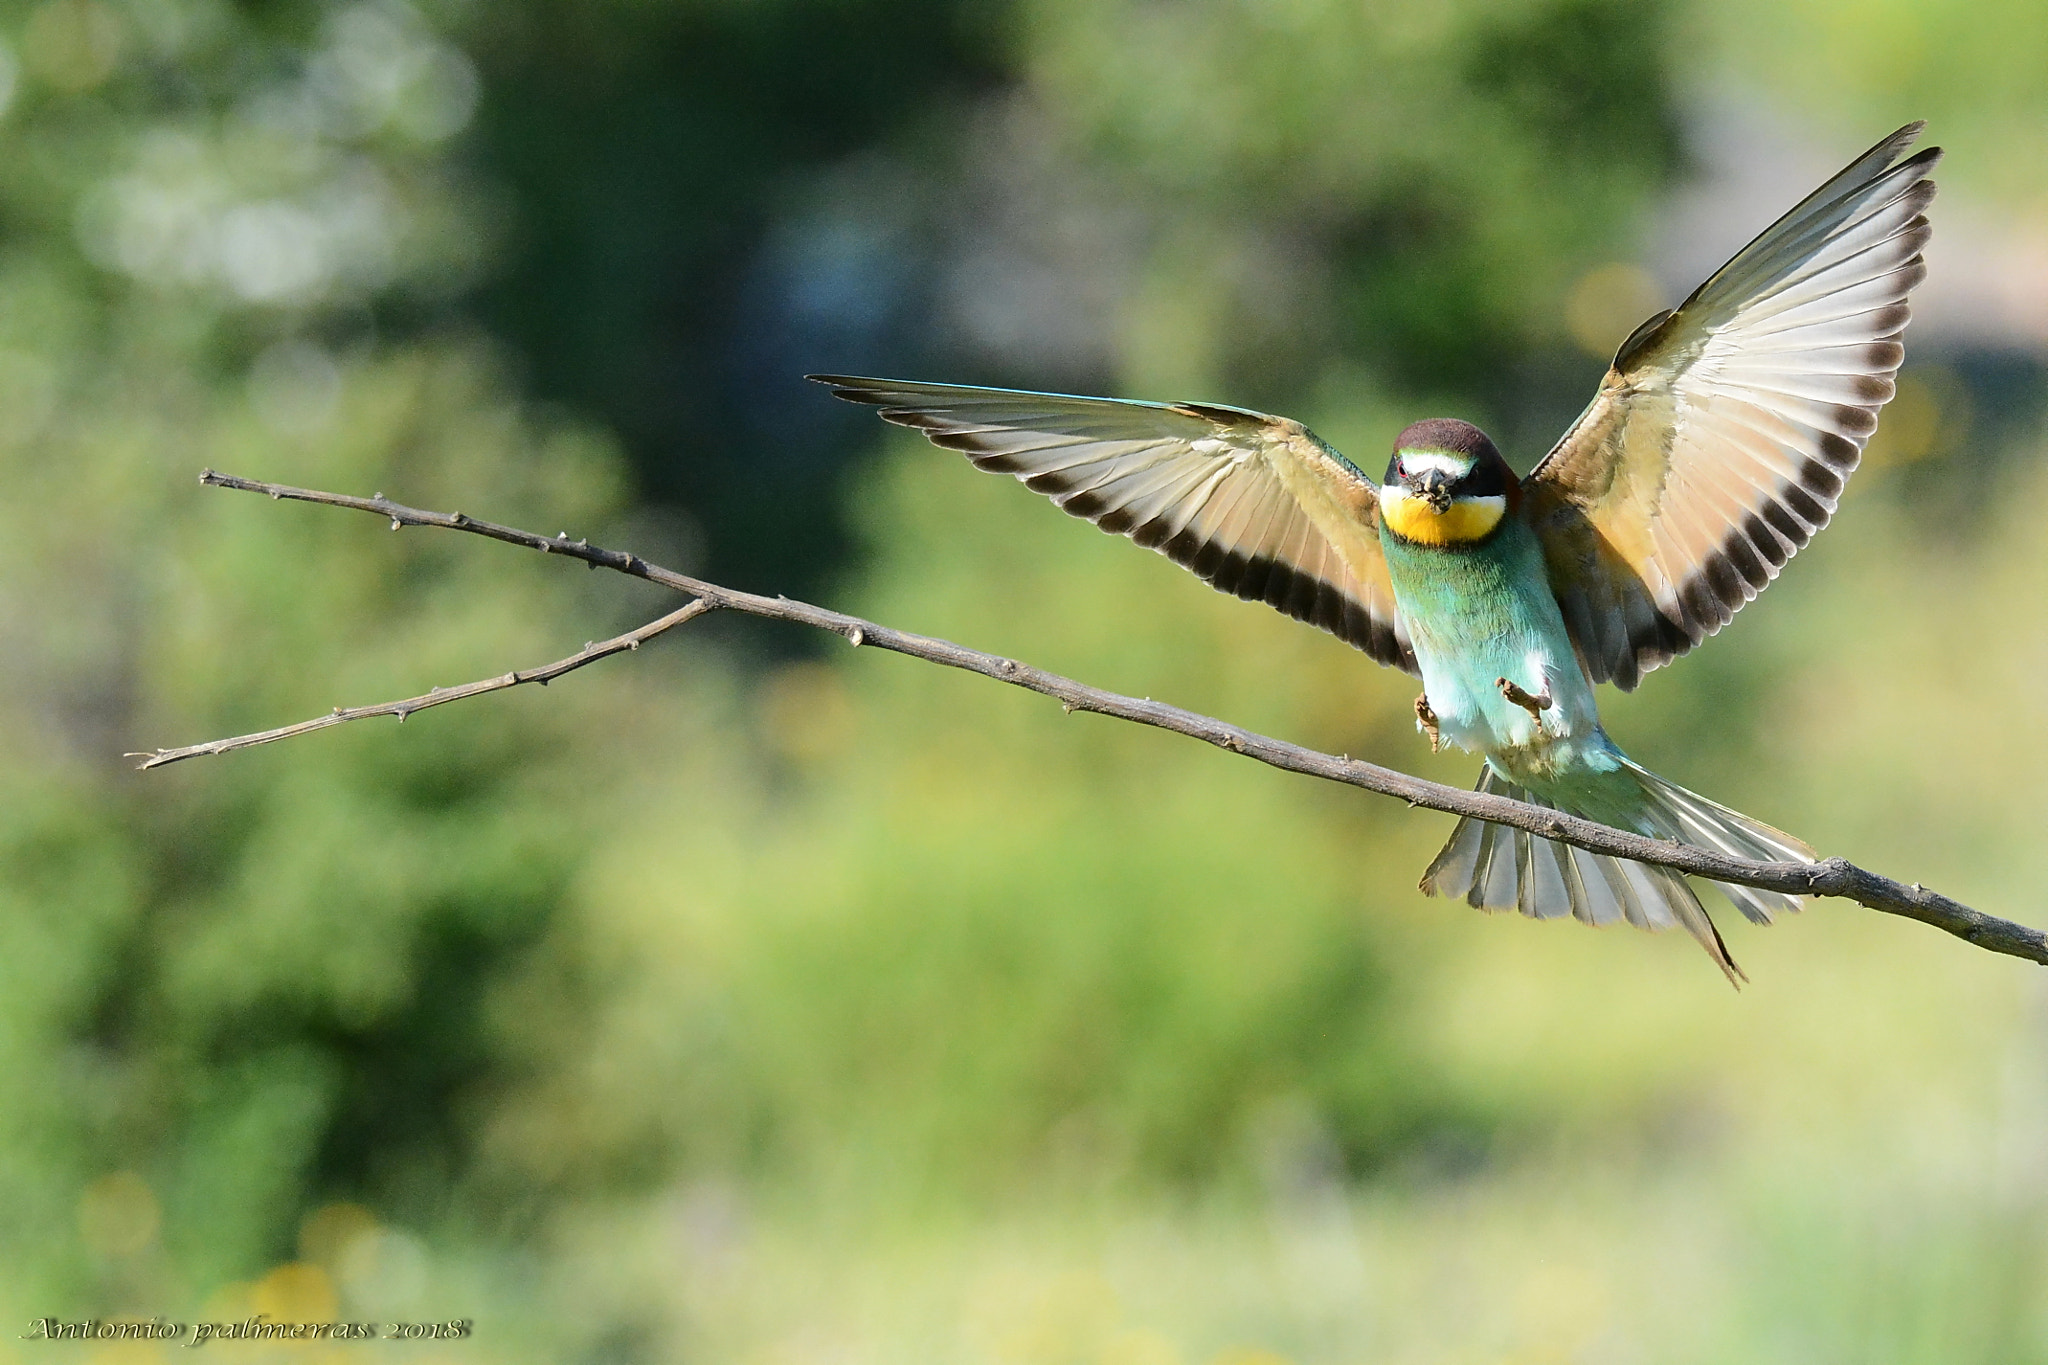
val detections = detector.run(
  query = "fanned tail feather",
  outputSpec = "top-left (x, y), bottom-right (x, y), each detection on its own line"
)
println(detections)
top-left (1420, 761), bottom-right (1816, 986)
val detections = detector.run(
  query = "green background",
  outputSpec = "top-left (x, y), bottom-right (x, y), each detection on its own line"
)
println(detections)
top-left (4, 0), bottom-right (2048, 1361)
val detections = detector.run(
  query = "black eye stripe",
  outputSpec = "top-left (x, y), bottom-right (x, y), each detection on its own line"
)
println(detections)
top-left (1455, 459), bottom-right (1506, 499)
top-left (1382, 448), bottom-right (1509, 497)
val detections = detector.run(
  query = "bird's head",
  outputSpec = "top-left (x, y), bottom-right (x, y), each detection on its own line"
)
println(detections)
top-left (1379, 419), bottom-right (1515, 545)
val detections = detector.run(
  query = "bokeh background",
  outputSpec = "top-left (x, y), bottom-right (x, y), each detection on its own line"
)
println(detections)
top-left (6, 0), bottom-right (2048, 1361)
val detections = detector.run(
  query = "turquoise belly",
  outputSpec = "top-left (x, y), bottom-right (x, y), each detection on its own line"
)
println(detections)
top-left (1379, 516), bottom-right (1602, 769)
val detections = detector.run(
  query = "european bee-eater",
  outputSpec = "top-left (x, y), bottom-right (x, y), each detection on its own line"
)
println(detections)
top-left (815, 123), bottom-right (1938, 982)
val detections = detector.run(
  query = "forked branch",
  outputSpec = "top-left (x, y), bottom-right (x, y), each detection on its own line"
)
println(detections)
top-left (130, 598), bottom-right (711, 765)
top-left (136, 470), bottom-right (2047, 969)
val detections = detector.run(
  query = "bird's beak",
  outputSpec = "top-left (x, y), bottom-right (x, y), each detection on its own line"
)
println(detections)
top-left (1414, 471), bottom-right (1453, 514)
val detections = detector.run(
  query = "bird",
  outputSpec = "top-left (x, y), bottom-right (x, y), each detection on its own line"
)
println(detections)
top-left (812, 123), bottom-right (1938, 984)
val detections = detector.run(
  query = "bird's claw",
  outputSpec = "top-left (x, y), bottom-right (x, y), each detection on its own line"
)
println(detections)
top-left (1496, 677), bottom-right (1552, 725)
top-left (1414, 694), bottom-right (1441, 752)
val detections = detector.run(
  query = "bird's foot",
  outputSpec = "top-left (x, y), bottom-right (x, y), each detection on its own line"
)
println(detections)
top-left (1414, 694), bottom-right (1441, 753)
top-left (1496, 677), bottom-right (1553, 726)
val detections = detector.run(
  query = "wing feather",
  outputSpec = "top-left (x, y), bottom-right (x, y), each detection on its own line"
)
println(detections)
top-left (1526, 123), bottom-right (1938, 688)
top-left (812, 375), bottom-right (1416, 672)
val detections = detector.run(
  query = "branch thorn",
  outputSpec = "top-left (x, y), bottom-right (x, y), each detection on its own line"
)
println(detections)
top-left (135, 469), bottom-right (2048, 972)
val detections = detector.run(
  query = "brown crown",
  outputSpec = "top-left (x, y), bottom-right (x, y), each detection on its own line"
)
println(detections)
top-left (1392, 418), bottom-right (1501, 462)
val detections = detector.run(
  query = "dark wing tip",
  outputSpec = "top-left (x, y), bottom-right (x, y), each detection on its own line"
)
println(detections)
top-left (1872, 134), bottom-right (1942, 197)
top-left (806, 376), bottom-right (978, 434)
top-left (1866, 121), bottom-right (1929, 170)
top-left (1612, 308), bottom-right (1677, 371)
top-left (806, 373), bottom-right (891, 404)
top-left (1170, 399), bottom-right (1270, 428)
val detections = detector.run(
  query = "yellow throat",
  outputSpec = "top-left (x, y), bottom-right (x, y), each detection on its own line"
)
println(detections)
top-left (1379, 488), bottom-right (1508, 545)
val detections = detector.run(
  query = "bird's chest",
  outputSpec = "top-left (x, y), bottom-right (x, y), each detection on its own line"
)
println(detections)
top-left (1380, 521), bottom-right (1595, 758)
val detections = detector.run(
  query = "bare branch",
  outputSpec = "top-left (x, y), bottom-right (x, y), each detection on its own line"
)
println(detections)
top-left (146, 469), bottom-right (2048, 968)
top-left (130, 595), bottom-right (714, 768)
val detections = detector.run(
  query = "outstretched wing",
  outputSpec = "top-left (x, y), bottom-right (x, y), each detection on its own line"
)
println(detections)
top-left (1525, 123), bottom-right (1940, 689)
top-left (812, 376), bottom-right (1416, 672)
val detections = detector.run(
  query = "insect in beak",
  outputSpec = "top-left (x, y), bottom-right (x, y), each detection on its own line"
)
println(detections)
top-left (1414, 470), bottom-right (1454, 514)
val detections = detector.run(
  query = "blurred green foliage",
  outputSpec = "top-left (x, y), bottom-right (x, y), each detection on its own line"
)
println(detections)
top-left (3, 0), bottom-right (2048, 1362)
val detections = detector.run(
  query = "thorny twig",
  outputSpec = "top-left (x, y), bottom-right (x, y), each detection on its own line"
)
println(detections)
top-left (130, 598), bottom-right (711, 766)
top-left (133, 470), bottom-right (2048, 969)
